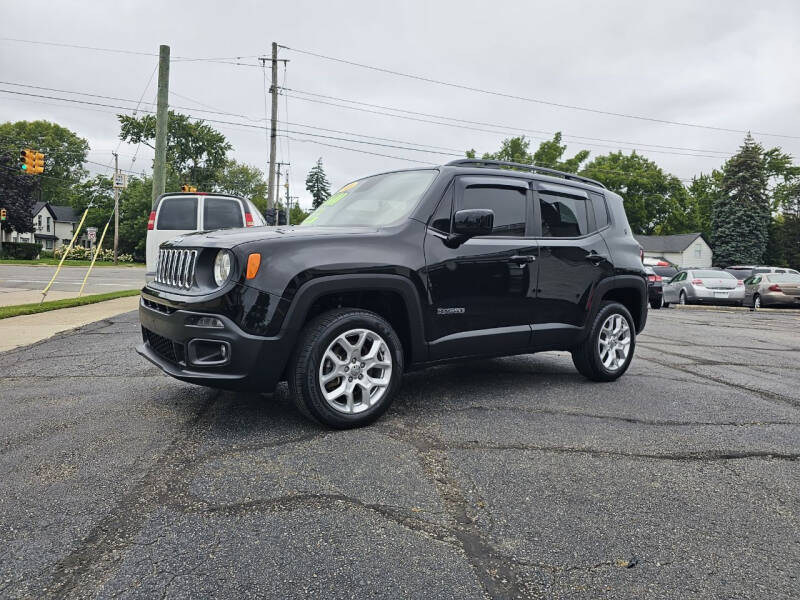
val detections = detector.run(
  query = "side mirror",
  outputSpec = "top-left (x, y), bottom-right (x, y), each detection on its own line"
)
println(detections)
top-left (451, 209), bottom-right (494, 239)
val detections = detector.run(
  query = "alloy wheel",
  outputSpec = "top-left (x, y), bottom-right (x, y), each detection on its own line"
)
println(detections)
top-left (597, 313), bottom-right (631, 372)
top-left (318, 328), bottom-right (393, 414)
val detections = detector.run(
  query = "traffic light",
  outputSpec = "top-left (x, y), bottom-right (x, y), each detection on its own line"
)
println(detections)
top-left (181, 185), bottom-right (197, 192)
top-left (0, 208), bottom-right (6, 221)
top-left (32, 152), bottom-right (45, 174)
top-left (19, 149), bottom-right (34, 173)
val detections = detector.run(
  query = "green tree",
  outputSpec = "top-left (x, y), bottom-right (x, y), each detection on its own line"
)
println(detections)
top-left (289, 203), bottom-right (309, 225)
top-left (0, 153), bottom-right (38, 238)
top-left (305, 158), bottom-right (331, 209)
top-left (581, 151), bottom-right (686, 235)
top-left (0, 120), bottom-right (88, 202)
top-left (712, 134), bottom-right (772, 266)
top-left (685, 170), bottom-right (722, 240)
top-left (467, 134), bottom-right (589, 172)
top-left (67, 175), bottom-right (115, 232)
top-left (216, 160), bottom-right (267, 207)
top-left (118, 111), bottom-right (232, 190)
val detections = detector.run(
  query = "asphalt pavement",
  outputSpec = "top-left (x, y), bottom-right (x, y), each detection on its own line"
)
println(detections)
top-left (1, 307), bottom-right (799, 599)
top-left (0, 264), bottom-right (145, 299)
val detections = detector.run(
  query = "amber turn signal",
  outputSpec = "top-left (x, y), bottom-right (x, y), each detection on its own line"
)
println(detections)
top-left (246, 253), bottom-right (261, 279)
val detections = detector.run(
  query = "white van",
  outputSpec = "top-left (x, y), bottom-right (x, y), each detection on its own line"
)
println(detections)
top-left (146, 192), bottom-right (266, 278)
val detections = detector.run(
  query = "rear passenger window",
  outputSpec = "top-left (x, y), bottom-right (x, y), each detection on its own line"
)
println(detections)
top-left (460, 186), bottom-right (526, 236)
top-left (204, 198), bottom-right (243, 230)
top-left (539, 192), bottom-right (590, 237)
top-left (589, 192), bottom-right (609, 229)
top-left (157, 197), bottom-right (197, 230)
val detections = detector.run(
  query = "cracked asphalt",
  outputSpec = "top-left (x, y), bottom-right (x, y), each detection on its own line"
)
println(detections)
top-left (1, 307), bottom-right (799, 599)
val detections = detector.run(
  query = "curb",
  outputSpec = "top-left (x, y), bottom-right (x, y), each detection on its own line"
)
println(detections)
top-left (668, 304), bottom-right (800, 315)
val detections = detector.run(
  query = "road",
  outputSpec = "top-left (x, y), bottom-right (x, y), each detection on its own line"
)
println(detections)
top-left (0, 264), bottom-right (145, 297)
top-left (1, 307), bottom-right (799, 599)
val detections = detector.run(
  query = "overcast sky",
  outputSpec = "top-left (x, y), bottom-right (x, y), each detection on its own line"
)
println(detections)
top-left (2, 0), bottom-right (799, 209)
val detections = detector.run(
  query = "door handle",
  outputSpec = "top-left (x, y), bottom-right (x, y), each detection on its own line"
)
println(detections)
top-left (585, 252), bottom-right (605, 264)
top-left (509, 255), bottom-right (536, 265)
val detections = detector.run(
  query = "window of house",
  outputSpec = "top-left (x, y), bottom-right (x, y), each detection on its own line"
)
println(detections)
top-left (694, 244), bottom-right (702, 258)
top-left (38, 215), bottom-right (42, 229)
top-left (46, 217), bottom-right (51, 232)
top-left (539, 192), bottom-right (590, 237)
top-left (460, 185), bottom-right (527, 236)
top-left (45, 239), bottom-right (54, 250)
top-left (62, 239), bottom-right (71, 246)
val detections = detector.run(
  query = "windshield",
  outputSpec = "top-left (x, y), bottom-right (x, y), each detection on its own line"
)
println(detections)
top-left (768, 273), bottom-right (800, 283)
top-left (300, 170), bottom-right (437, 227)
top-left (693, 270), bottom-right (733, 279)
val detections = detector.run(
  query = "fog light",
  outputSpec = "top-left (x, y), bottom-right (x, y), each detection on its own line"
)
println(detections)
top-left (187, 339), bottom-right (231, 366)
top-left (186, 315), bottom-right (224, 328)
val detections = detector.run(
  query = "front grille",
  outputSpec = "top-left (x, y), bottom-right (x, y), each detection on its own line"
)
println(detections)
top-left (155, 249), bottom-right (198, 289)
top-left (142, 327), bottom-right (184, 364)
top-left (142, 297), bottom-right (176, 314)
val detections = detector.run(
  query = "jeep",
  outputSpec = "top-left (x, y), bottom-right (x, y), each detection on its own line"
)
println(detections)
top-left (137, 159), bottom-right (647, 428)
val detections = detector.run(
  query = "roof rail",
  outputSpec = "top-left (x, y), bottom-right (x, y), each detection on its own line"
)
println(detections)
top-left (445, 159), bottom-right (606, 189)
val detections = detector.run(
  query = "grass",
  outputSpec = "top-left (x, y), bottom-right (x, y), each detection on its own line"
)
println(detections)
top-left (0, 289), bottom-right (141, 320)
top-left (0, 258), bottom-right (144, 267)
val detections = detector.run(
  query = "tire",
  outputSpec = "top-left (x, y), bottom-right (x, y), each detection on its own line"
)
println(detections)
top-left (679, 290), bottom-right (687, 305)
top-left (649, 298), bottom-right (662, 309)
top-left (288, 308), bottom-right (404, 429)
top-left (663, 302), bottom-right (671, 308)
top-left (571, 301), bottom-right (636, 382)
top-left (753, 294), bottom-right (761, 311)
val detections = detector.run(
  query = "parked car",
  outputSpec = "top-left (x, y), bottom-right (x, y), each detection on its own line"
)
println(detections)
top-left (662, 269), bottom-right (744, 306)
top-left (743, 272), bottom-right (800, 309)
top-left (137, 159), bottom-right (647, 428)
top-left (725, 265), bottom-right (800, 280)
top-left (145, 192), bottom-right (266, 280)
top-left (644, 266), bottom-right (664, 309)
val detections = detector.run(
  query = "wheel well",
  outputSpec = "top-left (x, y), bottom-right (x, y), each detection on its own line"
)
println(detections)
top-left (601, 287), bottom-right (644, 331)
top-left (304, 290), bottom-right (412, 362)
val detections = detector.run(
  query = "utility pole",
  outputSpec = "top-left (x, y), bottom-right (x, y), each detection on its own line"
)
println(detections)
top-left (266, 42), bottom-right (279, 210)
top-left (151, 44), bottom-right (170, 208)
top-left (274, 162), bottom-right (289, 222)
top-left (113, 152), bottom-right (119, 264)
top-left (285, 174), bottom-right (291, 225)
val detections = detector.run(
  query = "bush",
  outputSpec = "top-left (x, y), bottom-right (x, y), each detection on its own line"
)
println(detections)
top-left (40, 250), bottom-right (54, 259)
top-left (53, 245), bottom-right (134, 263)
top-left (0, 241), bottom-right (42, 259)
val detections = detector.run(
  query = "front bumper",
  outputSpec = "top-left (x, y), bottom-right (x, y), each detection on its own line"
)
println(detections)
top-left (136, 295), bottom-right (292, 392)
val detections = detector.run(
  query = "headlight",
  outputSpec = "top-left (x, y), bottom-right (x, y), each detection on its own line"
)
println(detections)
top-left (213, 250), bottom-right (232, 287)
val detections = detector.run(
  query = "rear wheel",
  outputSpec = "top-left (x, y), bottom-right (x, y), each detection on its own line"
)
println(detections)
top-left (649, 297), bottom-right (662, 309)
top-left (679, 290), bottom-right (687, 305)
top-left (571, 301), bottom-right (636, 382)
top-left (288, 309), bottom-right (404, 428)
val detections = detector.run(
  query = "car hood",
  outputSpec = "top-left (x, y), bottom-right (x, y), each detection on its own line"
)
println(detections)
top-left (161, 225), bottom-right (378, 249)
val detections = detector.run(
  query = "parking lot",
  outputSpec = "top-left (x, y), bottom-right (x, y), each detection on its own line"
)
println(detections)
top-left (1, 306), bottom-right (799, 599)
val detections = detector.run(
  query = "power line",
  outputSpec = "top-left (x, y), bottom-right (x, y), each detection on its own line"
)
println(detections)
top-left (279, 44), bottom-right (799, 140)
top-left (284, 135), bottom-right (435, 165)
top-left (284, 88), bottom-right (735, 156)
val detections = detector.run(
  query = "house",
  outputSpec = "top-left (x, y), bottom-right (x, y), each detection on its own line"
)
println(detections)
top-left (634, 233), bottom-right (712, 268)
top-left (9, 202), bottom-right (89, 251)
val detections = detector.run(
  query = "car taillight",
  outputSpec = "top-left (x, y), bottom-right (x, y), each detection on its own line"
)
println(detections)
top-left (768, 284), bottom-right (782, 292)
top-left (647, 275), bottom-right (655, 282)
top-left (692, 279), bottom-right (703, 285)
top-left (147, 211), bottom-right (156, 230)
top-left (654, 275), bottom-right (662, 282)
top-left (245, 212), bottom-right (254, 227)
top-left (736, 280), bottom-right (744, 287)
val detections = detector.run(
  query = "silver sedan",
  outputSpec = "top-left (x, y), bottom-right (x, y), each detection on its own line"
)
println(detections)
top-left (662, 269), bottom-right (745, 306)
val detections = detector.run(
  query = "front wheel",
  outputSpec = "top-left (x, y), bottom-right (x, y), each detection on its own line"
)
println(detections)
top-left (288, 309), bottom-right (404, 428)
top-left (679, 290), bottom-right (687, 305)
top-left (753, 294), bottom-right (761, 311)
top-left (571, 301), bottom-right (636, 382)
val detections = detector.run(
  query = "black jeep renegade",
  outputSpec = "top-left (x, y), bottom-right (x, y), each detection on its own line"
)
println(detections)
top-left (137, 159), bottom-right (647, 428)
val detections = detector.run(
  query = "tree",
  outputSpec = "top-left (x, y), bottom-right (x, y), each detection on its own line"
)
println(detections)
top-left (712, 134), bottom-right (772, 266)
top-left (289, 203), bottom-right (309, 225)
top-left (215, 160), bottom-right (267, 207)
top-left (0, 120), bottom-right (88, 202)
top-left (685, 170), bottom-right (722, 240)
top-left (0, 153), bottom-right (38, 237)
top-left (67, 175), bottom-right (115, 232)
top-left (581, 151), bottom-right (686, 235)
top-left (467, 134), bottom-right (589, 172)
top-left (118, 111), bottom-right (232, 190)
top-left (305, 158), bottom-right (331, 209)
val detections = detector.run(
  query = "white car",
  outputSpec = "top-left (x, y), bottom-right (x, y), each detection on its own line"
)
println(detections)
top-left (662, 269), bottom-right (745, 306)
top-left (146, 192), bottom-right (266, 280)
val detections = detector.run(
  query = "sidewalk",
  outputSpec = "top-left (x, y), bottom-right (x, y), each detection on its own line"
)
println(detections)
top-left (0, 288), bottom-right (79, 307)
top-left (0, 295), bottom-right (140, 352)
